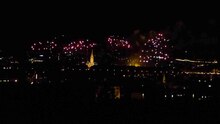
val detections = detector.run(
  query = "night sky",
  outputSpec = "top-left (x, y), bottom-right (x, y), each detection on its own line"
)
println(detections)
top-left (1, 2), bottom-right (219, 56)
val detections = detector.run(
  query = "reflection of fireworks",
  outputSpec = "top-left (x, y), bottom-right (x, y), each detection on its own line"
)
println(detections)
top-left (107, 36), bottom-right (132, 50)
top-left (31, 41), bottom-right (57, 51)
top-left (63, 39), bottom-right (96, 54)
top-left (140, 33), bottom-right (169, 65)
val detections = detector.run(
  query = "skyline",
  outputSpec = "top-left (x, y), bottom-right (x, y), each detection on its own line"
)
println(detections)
top-left (1, 4), bottom-right (220, 123)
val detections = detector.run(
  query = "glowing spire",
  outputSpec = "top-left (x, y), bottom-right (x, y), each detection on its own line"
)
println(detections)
top-left (86, 50), bottom-right (95, 69)
top-left (90, 50), bottom-right (94, 64)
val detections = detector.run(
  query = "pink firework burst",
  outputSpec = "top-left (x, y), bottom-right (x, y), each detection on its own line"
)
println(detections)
top-left (139, 32), bottom-right (170, 65)
top-left (63, 39), bottom-right (96, 54)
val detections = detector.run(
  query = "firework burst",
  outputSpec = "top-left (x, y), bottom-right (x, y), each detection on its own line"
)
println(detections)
top-left (63, 39), bottom-right (96, 55)
top-left (139, 32), bottom-right (170, 66)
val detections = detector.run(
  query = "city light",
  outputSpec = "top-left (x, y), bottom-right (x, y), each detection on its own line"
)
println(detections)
top-left (31, 41), bottom-right (57, 51)
top-left (175, 59), bottom-right (218, 64)
top-left (184, 71), bottom-right (220, 75)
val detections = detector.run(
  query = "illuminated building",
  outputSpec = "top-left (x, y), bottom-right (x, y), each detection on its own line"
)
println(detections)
top-left (86, 50), bottom-right (97, 69)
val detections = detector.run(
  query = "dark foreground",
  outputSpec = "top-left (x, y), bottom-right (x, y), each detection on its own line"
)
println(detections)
top-left (1, 84), bottom-right (220, 123)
